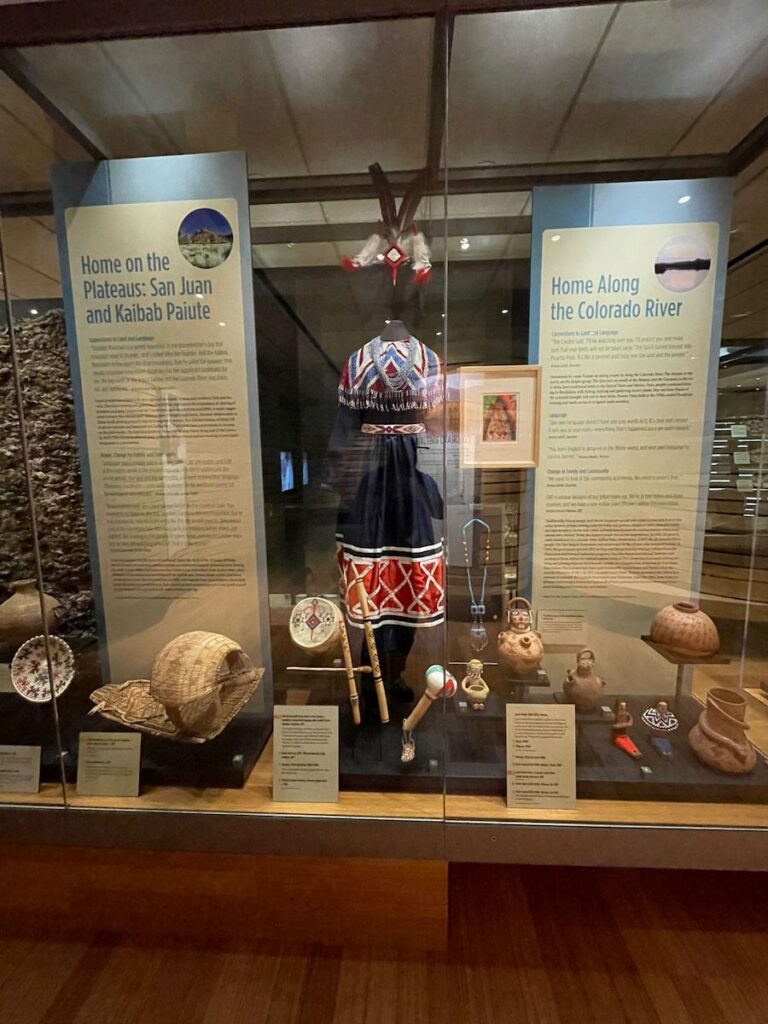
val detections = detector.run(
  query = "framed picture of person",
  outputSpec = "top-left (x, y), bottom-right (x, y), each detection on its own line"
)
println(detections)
top-left (459, 365), bottom-right (541, 468)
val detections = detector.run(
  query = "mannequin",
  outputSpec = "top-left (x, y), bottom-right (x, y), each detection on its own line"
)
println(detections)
top-left (328, 320), bottom-right (444, 703)
top-left (380, 319), bottom-right (409, 342)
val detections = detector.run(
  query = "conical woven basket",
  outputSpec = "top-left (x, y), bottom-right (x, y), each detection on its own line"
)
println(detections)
top-left (89, 631), bottom-right (264, 743)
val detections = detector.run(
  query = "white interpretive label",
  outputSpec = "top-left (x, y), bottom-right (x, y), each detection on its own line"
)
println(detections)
top-left (537, 611), bottom-right (586, 646)
top-left (60, 194), bottom-right (266, 682)
top-left (731, 424), bottom-right (747, 439)
top-left (273, 706), bottom-right (338, 803)
top-left (76, 732), bottom-right (141, 797)
top-left (733, 451), bottom-right (750, 466)
top-left (0, 745), bottom-right (41, 794)
top-left (0, 663), bottom-right (13, 694)
top-left (532, 219), bottom-right (723, 692)
top-left (506, 704), bottom-right (575, 810)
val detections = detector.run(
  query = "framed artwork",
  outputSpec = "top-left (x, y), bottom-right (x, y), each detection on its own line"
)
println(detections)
top-left (459, 365), bottom-right (541, 469)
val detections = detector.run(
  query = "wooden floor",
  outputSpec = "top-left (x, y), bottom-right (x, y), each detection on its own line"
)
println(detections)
top-left (2, 863), bottom-right (768, 1023)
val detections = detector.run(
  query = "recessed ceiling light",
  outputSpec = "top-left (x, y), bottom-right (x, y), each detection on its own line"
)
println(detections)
top-left (287, 242), bottom-right (295, 248)
top-left (459, 237), bottom-right (468, 245)
top-left (436, 331), bottom-right (442, 336)
top-left (384, 319), bottom-right (391, 324)
top-left (441, 312), bottom-right (446, 318)
top-left (460, 241), bottom-right (470, 251)
top-left (551, 234), bottom-right (561, 242)
top-left (29, 308), bottom-right (38, 315)
top-left (678, 195), bottom-right (691, 204)
top-left (501, 308), bottom-right (509, 314)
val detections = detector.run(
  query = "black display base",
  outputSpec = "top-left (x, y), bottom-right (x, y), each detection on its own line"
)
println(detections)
top-left (333, 681), bottom-right (768, 802)
top-left (0, 689), bottom-right (271, 790)
top-left (443, 692), bottom-right (768, 803)
top-left (339, 688), bottom-right (444, 792)
top-left (64, 711), bottom-right (272, 790)
top-left (0, 693), bottom-right (63, 781)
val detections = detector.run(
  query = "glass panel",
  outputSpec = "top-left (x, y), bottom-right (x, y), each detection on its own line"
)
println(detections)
top-left (0, 0), bottom-right (766, 840)
top-left (6, 18), bottom-right (448, 819)
top-left (445, 0), bottom-right (768, 827)
top-left (0, 215), bottom-right (67, 805)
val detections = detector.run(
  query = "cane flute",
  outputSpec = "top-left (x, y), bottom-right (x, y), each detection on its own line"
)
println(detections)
top-left (287, 665), bottom-right (372, 674)
top-left (338, 618), bottom-right (362, 725)
top-left (353, 576), bottom-right (389, 724)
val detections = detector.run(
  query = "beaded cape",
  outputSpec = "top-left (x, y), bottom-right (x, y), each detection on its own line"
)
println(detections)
top-left (338, 336), bottom-right (442, 412)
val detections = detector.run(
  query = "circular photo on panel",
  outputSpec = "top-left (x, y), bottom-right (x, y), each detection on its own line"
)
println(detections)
top-left (654, 235), bottom-right (711, 293)
top-left (178, 208), bottom-right (234, 269)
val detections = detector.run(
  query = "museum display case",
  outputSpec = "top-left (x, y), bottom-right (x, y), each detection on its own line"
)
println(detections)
top-left (0, 0), bottom-right (766, 864)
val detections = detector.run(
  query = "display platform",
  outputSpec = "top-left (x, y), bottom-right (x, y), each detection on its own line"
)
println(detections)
top-left (48, 684), bottom-right (272, 789)
top-left (0, 694), bottom-right (62, 780)
top-left (444, 691), bottom-right (768, 802)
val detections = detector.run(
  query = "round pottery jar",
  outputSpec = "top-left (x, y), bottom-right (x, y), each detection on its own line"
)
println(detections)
top-left (498, 628), bottom-right (543, 677)
top-left (650, 601), bottom-right (719, 657)
top-left (0, 580), bottom-right (59, 649)
top-left (689, 687), bottom-right (755, 774)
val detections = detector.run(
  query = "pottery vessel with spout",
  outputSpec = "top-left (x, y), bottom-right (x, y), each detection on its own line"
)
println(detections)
top-left (0, 580), bottom-right (59, 649)
top-left (563, 648), bottom-right (606, 712)
top-left (498, 598), bottom-right (543, 677)
top-left (689, 687), bottom-right (755, 774)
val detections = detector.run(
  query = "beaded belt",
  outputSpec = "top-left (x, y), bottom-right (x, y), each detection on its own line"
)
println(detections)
top-left (361, 423), bottom-right (426, 435)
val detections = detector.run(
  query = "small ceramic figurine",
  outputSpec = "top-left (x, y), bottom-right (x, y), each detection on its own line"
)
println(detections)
top-left (612, 700), bottom-right (642, 759)
top-left (689, 687), bottom-right (756, 774)
top-left (641, 700), bottom-right (679, 758)
top-left (461, 659), bottom-right (489, 711)
top-left (563, 648), bottom-right (605, 713)
top-left (497, 597), bottom-right (543, 677)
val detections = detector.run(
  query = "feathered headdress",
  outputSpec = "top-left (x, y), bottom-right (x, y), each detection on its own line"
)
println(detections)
top-left (342, 163), bottom-right (432, 285)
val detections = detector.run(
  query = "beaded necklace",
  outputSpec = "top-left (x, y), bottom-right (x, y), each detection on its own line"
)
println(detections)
top-left (462, 518), bottom-right (491, 653)
top-left (370, 335), bottom-right (419, 392)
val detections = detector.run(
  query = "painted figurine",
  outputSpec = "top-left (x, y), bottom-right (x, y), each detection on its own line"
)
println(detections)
top-left (461, 659), bottom-right (489, 711)
top-left (612, 700), bottom-right (642, 760)
top-left (563, 648), bottom-right (605, 713)
top-left (641, 700), bottom-right (679, 759)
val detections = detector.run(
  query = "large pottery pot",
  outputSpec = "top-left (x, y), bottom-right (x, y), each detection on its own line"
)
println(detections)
top-left (498, 599), bottom-right (543, 677)
top-left (650, 601), bottom-right (719, 657)
top-left (0, 580), bottom-right (59, 649)
top-left (689, 687), bottom-right (756, 774)
top-left (563, 648), bottom-right (606, 712)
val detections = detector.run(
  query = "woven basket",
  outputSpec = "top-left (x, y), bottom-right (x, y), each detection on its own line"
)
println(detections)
top-left (89, 631), bottom-right (264, 743)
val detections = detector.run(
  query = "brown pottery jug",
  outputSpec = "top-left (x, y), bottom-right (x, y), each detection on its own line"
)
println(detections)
top-left (0, 579), bottom-right (59, 649)
top-left (563, 648), bottom-right (606, 712)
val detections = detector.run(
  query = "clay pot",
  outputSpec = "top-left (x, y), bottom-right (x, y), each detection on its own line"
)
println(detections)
top-left (689, 687), bottom-right (756, 774)
top-left (650, 601), bottom-right (719, 657)
top-left (498, 630), bottom-right (543, 677)
top-left (563, 648), bottom-right (606, 712)
top-left (0, 580), bottom-right (59, 649)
